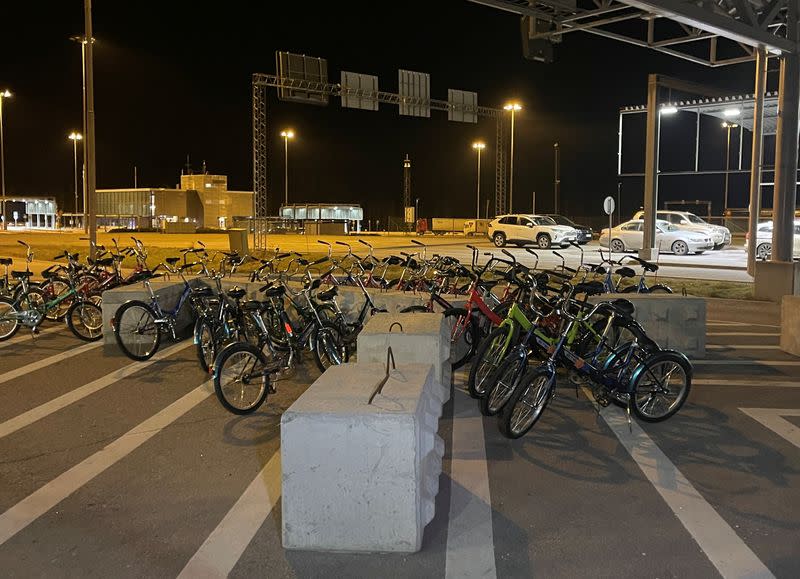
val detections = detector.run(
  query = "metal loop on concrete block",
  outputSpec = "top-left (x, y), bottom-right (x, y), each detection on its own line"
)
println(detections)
top-left (388, 322), bottom-right (404, 333)
top-left (368, 346), bottom-right (397, 405)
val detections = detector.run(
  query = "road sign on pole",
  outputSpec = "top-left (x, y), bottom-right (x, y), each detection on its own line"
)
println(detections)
top-left (604, 196), bottom-right (615, 259)
top-left (448, 89), bottom-right (478, 123)
top-left (341, 71), bottom-right (379, 111)
top-left (398, 70), bottom-right (430, 117)
top-left (276, 52), bottom-right (329, 106)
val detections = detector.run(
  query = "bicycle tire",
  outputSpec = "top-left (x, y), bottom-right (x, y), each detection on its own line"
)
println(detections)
top-left (498, 368), bottom-right (556, 439)
top-left (66, 301), bottom-right (104, 341)
top-left (648, 284), bottom-right (673, 294)
top-left (444, 307), bottom-right (478, 370)
top-left (0, 297), bottom-right (20, 341)
top-left (479, 352), bottom-right (525, 417)
top-left (40, 277), bottom-right (72, 321)
top-left (313, 321), bottom-right (349, 373)
top-left (468, 324), bottom-right (517, 398)
top-left (194, 318), bottom-right (217, 373)
top-left (630, 351), bottom-right (692, 422)
top-left (214, 341), bottom-right (270, 414)
top-left (113, 300), bottom-right (161, 361)
top-left (400, 305), bottom-right (430, 313)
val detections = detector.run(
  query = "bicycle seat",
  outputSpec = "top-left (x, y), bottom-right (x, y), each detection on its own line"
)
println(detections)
top-left (575, 280), bottom-right (605, 296)
top-left (611, 298), bottom-right (635, 319)
top-left (192, 286), bottom-right (214, 297)
top-left (41, 270), bottom-right (60, 280)
top-left (318, 286), bottom-right (338, 301)
top-left (95, 257), bottom-right (114, 267)
top-left (11, 270), bottom-right (32, 279)
top-left (264, 285), bottom-right (286, 298)
top-left (241, 300), bottom-right (265, 312)
top-left (166, 257), bottom-right (180, 266)
top-left (227, 287), bottom-right (247, 300)
top-left (0, 258), bottom-right (12, 266)
top-left (615, 266), bottom-right (636, 279)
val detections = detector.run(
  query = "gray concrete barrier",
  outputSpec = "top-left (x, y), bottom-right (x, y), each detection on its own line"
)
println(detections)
top-left (780, 295), bottom-right (800, 356)
top-left (589, 293), bottom-right (706, 358)
top-left (281, 362), bottom-right (444, 552)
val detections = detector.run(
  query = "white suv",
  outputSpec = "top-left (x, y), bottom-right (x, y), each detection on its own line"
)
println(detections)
top-left (632, 210), bottom-right (731, 249)
top-left (487, 214), bottom-right (578, 248)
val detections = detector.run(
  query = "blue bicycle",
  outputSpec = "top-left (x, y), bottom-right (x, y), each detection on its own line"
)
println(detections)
top-left (112, 258), bottom-right (212, 361)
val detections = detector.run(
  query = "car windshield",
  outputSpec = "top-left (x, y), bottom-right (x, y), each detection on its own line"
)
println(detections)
top-left (533, 216), bottom-right (557, 226)
top-left (659, 223), bottom-right (678, 232)
top-left (687, 214), bottom-right (706, 224)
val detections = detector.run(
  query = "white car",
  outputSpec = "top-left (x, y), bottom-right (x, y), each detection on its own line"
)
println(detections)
top-left (599, 219), bottom-right (714, 255)
top-left (633, 210), bottom-right (731, 249)
top-left (744, 220), bottom-right (800, 259)
top-left (487, 214), bottom-right (578, 248)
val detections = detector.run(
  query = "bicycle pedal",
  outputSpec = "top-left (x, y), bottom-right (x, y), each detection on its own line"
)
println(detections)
top-left (592, 386), bottom-right (611, 407)
top-left (567, 369), bottom-right (589, 386)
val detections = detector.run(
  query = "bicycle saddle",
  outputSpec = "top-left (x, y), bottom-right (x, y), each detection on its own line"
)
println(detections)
top-left (11, 270), bottom-right (32, 279)
top-left (192, 286), bottom-right (214, 297)
top-left (260, 285), bottom-right (286, 298)
top-left (318, 286), bottom-right (338, 302)
top-left (41, 270), bottom-right (59, 280)
top-left (241, 300), bottom-right (265, 311)
top-left (227, 287), bottom-right (247, 300)
top-left (575, 280), bottom-right (605, 296)
top-left (0, 258), bottom-right (12, 266)
top-left (166, 257), bottom-right (180, 266)
top-left (610, 298), bottom-right (635, 318)
top-left (615, 266), bottom-right (636, 278)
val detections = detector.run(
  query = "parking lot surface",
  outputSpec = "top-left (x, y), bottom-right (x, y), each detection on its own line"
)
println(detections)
top-left (0, 299), bottom-right (797, 577)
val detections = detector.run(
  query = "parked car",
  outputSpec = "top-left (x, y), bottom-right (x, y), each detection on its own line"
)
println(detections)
top-left (599, 219), bottom-right (714, 255)
top-left (632, 210), bottom-right (731, 249)
top-left (487, 214), bottom-right (579, 248)
top-left (543, 214), bottom-right (593, 244)
top-left (744, 220), bottom-right (800, 259)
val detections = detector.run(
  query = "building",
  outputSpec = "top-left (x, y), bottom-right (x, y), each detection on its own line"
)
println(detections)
top-left (1, 196), bottom-right (58, 229)
top-left (96, 174), bottom-right (253, 229)
top-left (279, 203), bottom-right (363, 234)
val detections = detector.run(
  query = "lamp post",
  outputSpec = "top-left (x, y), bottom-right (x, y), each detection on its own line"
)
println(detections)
top-left (553, 142), bottom-right (560, 214)
top-left (70, 34), bottom-right (92, 234)
top-left (0, 89), bottom-right (11, 231)
top-left (504, 102), bottom-right (522, 213)
top-left (722, 120), bottom-right (739, 214)
top-left (472, 141), bottom-right (485, 219)
top-left (68, 133), bottom-right (83, 222)
top-left (280, 129), bottom-right (294, 207)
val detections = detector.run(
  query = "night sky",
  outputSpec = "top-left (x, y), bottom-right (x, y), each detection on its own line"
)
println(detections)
top-left (0, 1), bottom-right (779, 223)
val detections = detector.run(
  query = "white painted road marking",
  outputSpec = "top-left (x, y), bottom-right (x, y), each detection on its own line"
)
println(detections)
top-left (694, 379), bottom-right (800, 388)
top-left (446, 375), bottom-right (497, 579)
top-left (0, 379), bottom-right (214, 546)
top-left (707, 320), bottom-right (780, 328)
top-left (0, 341), bottom-right (193, 439)
top-left (0, 326), bottom-right (64, 349)
top-left (694, 359), bottom-right (800, 367)
top-left (706, 332), bottom-right (780, 337)
top-left (177, 452), bottom-right (282, 579)
top-left (600, 406), bottom-right (775, 579)
top-left (740, 408), bottom-right (800, 450)
top-left (0, 340), bottom-right (101, 386)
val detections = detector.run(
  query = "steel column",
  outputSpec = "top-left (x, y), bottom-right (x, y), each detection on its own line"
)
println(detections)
top-left (84, 0), bottom-right (97, 258)
top-left (494, 116), bottom-right (507, 216)
top-left (771, 49), bottom-right (800, 262)
top-left (748, 46), bottom-right (768, 276)
top-left (641, 74), bottom-right (660, 257)
top-left (252, 80), bottom-right (268, 218)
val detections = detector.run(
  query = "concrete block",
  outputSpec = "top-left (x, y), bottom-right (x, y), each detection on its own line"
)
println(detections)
top-left (281, 363), bottom-right (442, 553)
top-left (780, 295), bottom-right (800, 356)
top-left (356, 312), bottom-right (452, 401)
top-left (755, 260), bottom-right (800, 302)
top-left (589, 293), bottom-right (705, 358)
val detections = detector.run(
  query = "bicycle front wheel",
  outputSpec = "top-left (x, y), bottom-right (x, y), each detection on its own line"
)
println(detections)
top-left (194, 318), bottom-right (217, 373)
top-left (0, 297), bottom-right (20, 341)
top-left (498, 368), bottom-right (556, 439)
top-left (66, 301), bottom-right (104, 341)
top-left (468, 324), bottom-right (517, 398)
top-left (113, 300), bottom-right (161, 361)
top-left (214, 342), bottom-right (270, 414)
top-left (313, 322), bottom-right (349, 373)
top-left (631, 351), bottom-right (691, 422)
top-left (480, 352), bottom-right (525, 417)
top-left (445, 307), bottom-right (478, 370)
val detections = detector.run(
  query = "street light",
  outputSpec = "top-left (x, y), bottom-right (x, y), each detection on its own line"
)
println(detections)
top-left (70, 35), bottom-right (93, 234)
top-left (0, 89), bottom-right (11, 231)
top-left (472, 141), bottom-right (486, 219)
top-left (68, 132), bottom-right (83, 223)
top-left (722, 121), bottom-right (739, 213)
top-left (504, 102), bottom-right (522, 213)
top-left (280, 129), bottom-right (295, 207)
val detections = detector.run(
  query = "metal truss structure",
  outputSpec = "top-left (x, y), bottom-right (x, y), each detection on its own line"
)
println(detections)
top-left (252, 74), bottom-right (506, 223)
top-left (469, 0), bottom-right (795, 66)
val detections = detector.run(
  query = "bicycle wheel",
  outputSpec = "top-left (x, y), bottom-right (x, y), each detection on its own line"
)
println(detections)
top-left (480, 352), bottom-right (525, 417)
top-left (113, 300), bottom-right (161, 361)
top-left (313, 322), bottom-right (349, 373)
top-left (0, 297), bottom-right (20, 341)
top-left (498, 368), bottom-right (556, 439)
top-left (468, 324), bottom-right (517, 398)
top-left (214, 342), bottom-right (270, 414)
top-left (41, 277), bottom-right (72, 321)
top-left (445, 307), bottom-right (478, 370)
top-left (194, 318), bottom-right (217, 373)
top-left (630, 351), bottom-right (692, 422)
top-left (66, 301), bottom-right (104, 341)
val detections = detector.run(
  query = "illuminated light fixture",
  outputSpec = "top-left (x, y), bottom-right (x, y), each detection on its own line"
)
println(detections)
top-left (472, 141), bottom-right (486, 150)
top-left (68, 132), bottom-right (82, 141)
top-left (503, 102), bottom-right (522, 111)
top-left (769, 48), bottom-right (782, 55)
top-left (660, 106), bottom-right (678, 115)
top-left (723, 108), bottom-right (741, 117)
top-left (722, 121), bottom-right (739, 129)
top-left (0, 89), bottom-right (11, 98)
top-left (280, 129), bottom-right (295, 139)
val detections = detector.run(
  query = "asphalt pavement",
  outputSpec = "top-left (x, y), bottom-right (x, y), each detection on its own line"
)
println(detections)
top-left (0, 298), bottom-right (797, 577)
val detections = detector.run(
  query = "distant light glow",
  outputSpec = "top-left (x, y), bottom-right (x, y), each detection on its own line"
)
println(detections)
top-left (280, 130), bottom-right (295, 139)
top-left (721, 121), bottom-right (739, 128)
top-left (723, 108), bottom-right (741, 117)
top-left (0, 90), bottom-right (11, 98)
top-left (68, 132), bottom-right (83, 141)
top-left (472, 141), bottom-right (486, 150)
top-left (660, 106), bottom-right (678, 115)
top-left (503, 102), bottom-right (522, 111)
